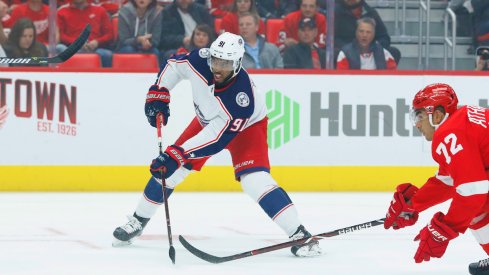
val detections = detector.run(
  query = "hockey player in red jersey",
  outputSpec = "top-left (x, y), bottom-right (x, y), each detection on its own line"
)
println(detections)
top-left (112, 32), bottom-right (321, 257)
top-left (383, 83), bottom-right (489, 274)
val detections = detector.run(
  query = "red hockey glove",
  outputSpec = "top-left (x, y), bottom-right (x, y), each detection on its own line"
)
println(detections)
top-left (413, 212), bottom-right (458, 263)
top-left (384, 183), bottom-right (419, 230)
top-left (150, 145), bottom-right (187, 179)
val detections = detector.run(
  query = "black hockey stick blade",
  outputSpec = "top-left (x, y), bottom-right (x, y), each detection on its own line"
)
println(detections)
top-left (179, 218), bottom-right (385, 264)
top-left (169, 245), bottom-right (176, 264)
top-left (0, 24), bottom-right (91, 65)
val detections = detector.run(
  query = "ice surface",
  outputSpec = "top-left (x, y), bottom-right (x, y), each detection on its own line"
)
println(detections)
top-left (0, 192), bottom-right (483, 275)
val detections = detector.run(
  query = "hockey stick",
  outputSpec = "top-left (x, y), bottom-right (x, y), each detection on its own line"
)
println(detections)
top-left (157, 113), bottom-right (176, 264)
top-left (179, 218), bottom-right (385, 264)
top-left (0, 24), bottom-right (91, 65)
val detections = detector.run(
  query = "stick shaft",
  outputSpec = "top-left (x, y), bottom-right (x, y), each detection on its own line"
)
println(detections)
top-left (156, 113), bottom-right (175, 264)
top-left (179, 218), bottom-right (385, 263)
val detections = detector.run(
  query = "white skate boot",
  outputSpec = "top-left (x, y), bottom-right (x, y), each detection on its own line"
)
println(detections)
top-left (289, 225), bottom-right (322, 257)
top-left (112, 214), bottom-right (149, 247)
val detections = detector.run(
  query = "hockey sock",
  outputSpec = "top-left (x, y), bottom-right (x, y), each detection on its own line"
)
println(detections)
top-left (135, 167), bottom-right (190, 219)
top-left (135, 177), bottom-right (174, 219)
top-left (241, 172), bottom-right (301, 236)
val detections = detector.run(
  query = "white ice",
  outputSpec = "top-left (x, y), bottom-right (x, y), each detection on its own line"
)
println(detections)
top-left (0, 192), bottom-right (484, 275)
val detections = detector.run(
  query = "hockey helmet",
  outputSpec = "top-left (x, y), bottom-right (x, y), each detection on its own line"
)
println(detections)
top-left (411, 83), bottom-right (459, 125)
top-left (208, 32), bottom-right (245, 77)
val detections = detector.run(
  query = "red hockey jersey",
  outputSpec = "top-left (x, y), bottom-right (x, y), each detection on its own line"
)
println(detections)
top-left (412, 105), bottom-right (489, 233)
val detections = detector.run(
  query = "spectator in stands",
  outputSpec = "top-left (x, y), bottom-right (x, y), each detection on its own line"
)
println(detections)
top-left (239, 12), bottom-right (283, 69)
top-left (2, 0), bottom-right (18, 13)
top-left (256, 0), bottom-right (299, 19)
top-left (3, 18), bottom-right (47, 67)
top-left (57, 0), bottom-right (114, 67)
top-left (336, 17), bottom-right (397, 70)
top-left (283, 0), bottom-right (326, 48)
top-left (475, 45), bottom-right (489, 71)
top-left (91, 0), bottom-right (121, 16)
top-left (283, 17), bottom-right (325, 69)
top-left (471, 0), bottom-right (489, 49)
top-left (0, 2), bottom-right (7, 44)
top-left (220, 0), bottom-right (265, 35)
top-left (0, 0), bottom-right (9, 31)
top-left (175, 23), bottom-right (215, 54)
top-left (448, 0), bottom-right (473, 37)
top-left (209, 0), bottom-right (233, 18)
top-left (1, 0), bottom-right (49, 44)
top-left (159, 0), bottom-right (213, 60)
top-left (117, 0), bottom-right (161, 58)
top-left (335, 0), bottom-right (401, 64)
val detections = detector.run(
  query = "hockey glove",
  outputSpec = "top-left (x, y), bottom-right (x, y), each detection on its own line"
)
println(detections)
top-left (384, 183), bottom-right (419, 230)
top-left (150, 145), bottom-right (187, 179)
top-left (145, 85), bottom-right (170, 127)
top-left (413, 212), bottom-right (458, 263)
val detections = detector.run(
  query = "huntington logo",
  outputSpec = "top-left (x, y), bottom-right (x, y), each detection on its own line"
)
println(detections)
top-left (266, 90), bottom-right (300, 149)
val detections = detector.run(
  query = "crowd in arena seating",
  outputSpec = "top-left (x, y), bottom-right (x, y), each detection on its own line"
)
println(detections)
top-left (0, 0), bottom-right (486, 70)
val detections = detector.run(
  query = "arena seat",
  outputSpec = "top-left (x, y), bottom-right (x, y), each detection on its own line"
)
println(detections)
top-left (57, 53), bottom-right (101, 69)
top-left (266, 19), bottom-right (286, 47)
top-left (111, 53), bottom-right (159, 70)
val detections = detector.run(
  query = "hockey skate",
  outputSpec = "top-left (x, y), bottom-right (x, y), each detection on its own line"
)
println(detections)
top-left (112, 214), bottom-right (149, 247)
top-left (289, 225), bottom-right (322, 257)
top-left (469, 258), bottom-right (489, 275)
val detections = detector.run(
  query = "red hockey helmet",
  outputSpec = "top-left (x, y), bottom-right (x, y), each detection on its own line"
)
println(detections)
top-left (412, 83), bottom-right (459, 115)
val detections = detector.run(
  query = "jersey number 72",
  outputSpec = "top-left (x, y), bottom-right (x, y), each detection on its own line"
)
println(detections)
top-left (435, 133), bottom-right (464, 164)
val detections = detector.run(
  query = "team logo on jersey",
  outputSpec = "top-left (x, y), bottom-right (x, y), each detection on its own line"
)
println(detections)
top-left (236, 92), bottom-right (249, 107)
top-left (199, 48), bottom-right (210, 58)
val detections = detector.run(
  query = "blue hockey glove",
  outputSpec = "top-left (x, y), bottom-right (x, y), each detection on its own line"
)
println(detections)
top-left (150, 145), bottom-right (188, 179)
top-left (145, 85), bottom-right (170, 127)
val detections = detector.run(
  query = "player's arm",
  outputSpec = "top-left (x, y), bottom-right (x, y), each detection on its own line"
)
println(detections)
top-left (411, 172), bottom-right (455, 212)
top-left (384, 171), bottom-right (454, 230)
top-left (181, 106), bottom-right (249, 159)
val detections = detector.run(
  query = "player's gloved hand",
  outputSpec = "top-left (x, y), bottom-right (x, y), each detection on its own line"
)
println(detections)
top-left (145, 85), bottom-right (170, 127)
top-left (413, 212), bottom-right (458, 263)
top-left (384, 183), bottom-right (419, 230)
top-left (150, 145), bottom-right (188, 179)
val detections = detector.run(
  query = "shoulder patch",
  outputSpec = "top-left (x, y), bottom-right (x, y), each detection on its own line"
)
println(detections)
top-left (236, 92), bottom-right (250, 107)
top-left (199, 48), bottom-right (210, 58)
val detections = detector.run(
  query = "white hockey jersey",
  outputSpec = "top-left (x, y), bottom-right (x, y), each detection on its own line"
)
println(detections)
top-left (153, 48), bottom-right (268, 159)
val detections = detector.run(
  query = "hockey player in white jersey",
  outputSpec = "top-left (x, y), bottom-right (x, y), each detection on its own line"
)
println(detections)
top-left (112, 32), bottom-right (321, 257)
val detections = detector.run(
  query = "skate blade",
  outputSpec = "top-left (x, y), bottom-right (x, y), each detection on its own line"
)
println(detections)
top-left (112, 238), bottom-right (133, 247)
top-left (295, 245), bottom-right (322, 257)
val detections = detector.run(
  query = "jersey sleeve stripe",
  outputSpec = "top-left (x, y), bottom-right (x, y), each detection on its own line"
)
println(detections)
top-left (456, 180), bottom-right (489, 196)
top-left (156, 63), bottom-right (170, 86)
top-left (168, 59), bottom-right (208, 85)
top-left (185, 98), bottom-right (233, 155)
top-left (436, 173), bottom-right (454, 186)
top-left (215, 96), bottom-right (233, 120)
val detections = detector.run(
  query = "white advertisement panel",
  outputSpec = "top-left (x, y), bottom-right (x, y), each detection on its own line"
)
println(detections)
top-left (0, 72), bottom-right (487, 166)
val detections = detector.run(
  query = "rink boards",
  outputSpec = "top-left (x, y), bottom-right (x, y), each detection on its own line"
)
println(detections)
top-left (0, 70), bottom-right (487, 191)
